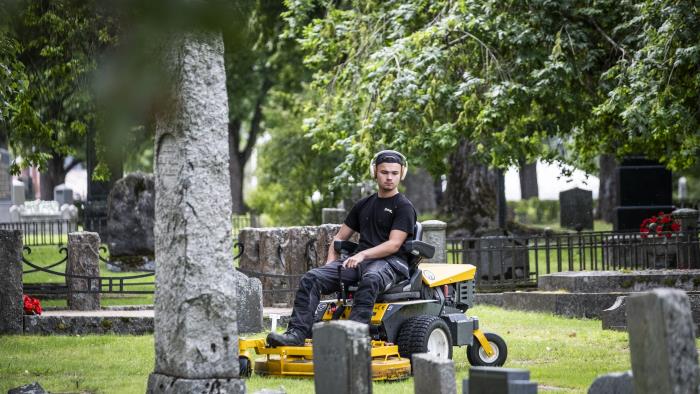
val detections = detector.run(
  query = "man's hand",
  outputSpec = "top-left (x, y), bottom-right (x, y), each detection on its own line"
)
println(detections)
top-left (343, 251), bottom-right (366, 269)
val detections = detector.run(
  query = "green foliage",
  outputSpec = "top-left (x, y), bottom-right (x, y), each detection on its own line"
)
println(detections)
top-left (282, 0), bottom-right (700, 192)
top-left (509, 198), bottom-right (559, 224)
top-left (1, 0), bottom-right (118, 174)
top-left (249, 90), bottom-right (346, 226)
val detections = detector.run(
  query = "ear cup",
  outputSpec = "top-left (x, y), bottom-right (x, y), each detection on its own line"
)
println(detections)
top-left (369, 161), bottom-right (376, 178)
top-left (401, 163), bottom-right (408, 180)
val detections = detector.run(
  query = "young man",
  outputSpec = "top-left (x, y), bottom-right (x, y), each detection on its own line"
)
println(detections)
top-left (267, 150), bottom-right (417, 347)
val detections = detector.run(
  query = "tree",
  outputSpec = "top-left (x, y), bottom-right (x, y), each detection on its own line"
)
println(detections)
top-left (284, 0), bottom-right (637, 233)
top-left (0, 0), bottom-right (118, 199)
top-left (224, 1), bottom-right (296, 214)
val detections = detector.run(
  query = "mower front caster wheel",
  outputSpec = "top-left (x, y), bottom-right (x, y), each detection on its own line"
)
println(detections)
top-left (466, 332), bottom-right (507, 367)
top-left (239, 356), bottom-right (252, 378)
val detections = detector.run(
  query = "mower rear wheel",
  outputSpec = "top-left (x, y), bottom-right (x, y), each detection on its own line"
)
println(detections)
top-left (397, 315), bottom-right (453, 360)
top-left (466, 332), bottom-right (507, 367)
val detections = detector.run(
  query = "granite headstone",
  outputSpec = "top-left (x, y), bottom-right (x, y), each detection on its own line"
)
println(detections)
top-left (559, 187), bottom-right (593, 230)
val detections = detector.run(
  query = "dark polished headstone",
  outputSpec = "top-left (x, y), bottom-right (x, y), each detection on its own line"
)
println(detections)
top-left (559, 187), bottom-right (593, 230)
top-left (614, 157), bottom-right (673, 231)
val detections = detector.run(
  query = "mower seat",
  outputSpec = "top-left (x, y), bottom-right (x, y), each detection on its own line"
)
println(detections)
top-left (333, 222), bottom-right (436, 302)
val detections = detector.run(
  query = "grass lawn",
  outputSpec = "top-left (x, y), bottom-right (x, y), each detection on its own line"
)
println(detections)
top-left (0, 305), bottom-right (651, 394)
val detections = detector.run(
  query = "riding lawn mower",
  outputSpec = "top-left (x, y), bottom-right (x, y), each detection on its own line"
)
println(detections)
top-left (238, 223), bottom-right (508, 380)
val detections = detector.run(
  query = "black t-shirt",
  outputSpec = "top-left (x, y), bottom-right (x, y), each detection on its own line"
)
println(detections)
top-left (344, 192), bottom-right (417, 275)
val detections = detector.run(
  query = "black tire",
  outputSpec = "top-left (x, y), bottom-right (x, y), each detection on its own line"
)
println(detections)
top-left (466, 332), bottom-right (507, 367)
top-left (239, 356), bottom-right (252, 378)
top-left (397, 315), bottom-right (453, 360)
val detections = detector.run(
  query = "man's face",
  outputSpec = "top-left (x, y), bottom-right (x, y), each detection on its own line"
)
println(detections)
top-left (375, 162), bottom-right (402, 193)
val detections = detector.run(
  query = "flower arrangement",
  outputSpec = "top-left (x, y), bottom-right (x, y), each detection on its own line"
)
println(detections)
top-left (640, 212), bottom-right (681, 238)
top-left (23, 295), bottom-right (42, 315)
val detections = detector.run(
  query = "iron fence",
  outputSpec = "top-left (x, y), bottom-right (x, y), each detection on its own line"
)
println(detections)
top-left (447, 229), bottom-right (700, 291)
top-left (0, 220), bottom-right (78, 246)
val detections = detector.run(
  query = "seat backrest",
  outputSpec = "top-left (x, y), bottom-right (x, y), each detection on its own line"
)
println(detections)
top-left (413, 222), bottom-right (423, 242)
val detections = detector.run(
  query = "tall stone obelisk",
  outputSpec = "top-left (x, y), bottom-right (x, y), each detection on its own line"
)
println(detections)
top-left (147, 31), bottom-right (244, 393)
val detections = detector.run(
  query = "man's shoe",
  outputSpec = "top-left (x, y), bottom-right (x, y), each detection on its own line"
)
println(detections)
top-left (266, 330), bottom-right (305, 347)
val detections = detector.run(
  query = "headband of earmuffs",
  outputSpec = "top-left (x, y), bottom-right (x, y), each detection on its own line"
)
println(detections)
top-left (369, 150), bottom-right (408, 180)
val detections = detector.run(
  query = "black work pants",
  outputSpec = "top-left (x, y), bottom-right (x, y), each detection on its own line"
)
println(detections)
top-left (287, 259), bottom-right (398, 338)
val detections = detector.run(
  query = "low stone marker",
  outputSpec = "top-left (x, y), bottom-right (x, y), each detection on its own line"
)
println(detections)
top-left (0, 229), bottom-right (22, 334)
top-left (321, 207), bottom-right (346, 224)
top-left (413, 353), bottom-right (456, 394)
top-left (587, 371), bottom-right (633, 394)
top-left (464, 367), bottom-right (537, 394)
top-left (66, 232), bottom-right (101, 310)
top-left (7, 382), bottom-right (48, 394)
top-left (627, 288), bottom-right (698, 393)
top-left (422, 220), bottom-right (447, 264)
top-left (312, 321), bottom-right (371, 394)
top-left (235, 270), bottom-right (263, 333)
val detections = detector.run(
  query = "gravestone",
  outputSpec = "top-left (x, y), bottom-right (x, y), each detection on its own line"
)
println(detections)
top-left (422, 220), bottom-right (447, 264)
top-left (313, 321), bottom-right (371, 394)
top-left (106, 172), bottom-right (155, 271)
top-left (413, 353), bottom-right (456, 394)
top-left (627, 289), bottom-right (698, 393)
top-left (146, 32), bottom-right (243, 393)
top-left (0, 148), bottom-right (12, 222)
top-left (12, 179), bottom-right (25, 206)
top-left (321, 208), bottom-right (345, 224)
top-left (53, 184), bottom-right (73, 206)
top-left (0, 229), bottom-right (23, 334)
top-left (614, 157), bottom-right (673, 231)
top-left (7, 382), bottom-right (48, 394)
top-left (403, 167), bottom-right (438, 215)
top-left (464, 367), bottom-right (537, 394)
top-left (587, 371), bottom-right (633, 394)
top-left (66, 232), bottom-right (101, 310)
top-left (559, 187), bottom-right (593, 230)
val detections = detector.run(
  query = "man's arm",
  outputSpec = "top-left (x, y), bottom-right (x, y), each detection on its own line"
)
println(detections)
top-left (326, 224), bottom-right (356, 264)
top-left (343, 229), bottom-right (408, 269)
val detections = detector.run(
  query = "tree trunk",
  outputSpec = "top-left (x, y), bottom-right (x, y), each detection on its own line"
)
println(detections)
top-left (518, 160), bottom-right (539, 199)
top-left (39, 154), bottom-right (67, 200)
top-left (598, 154), bottom-right (617, 222)
top-left (402, 167), bottom-right (437, 216)
top-left (228, 126), bottom-right (246, 214)
top-left (441, 139), bottom-right (498, 235)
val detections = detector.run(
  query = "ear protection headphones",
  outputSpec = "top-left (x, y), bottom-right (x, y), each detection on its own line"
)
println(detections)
top-left (369, 150), bottom-right (408, 180)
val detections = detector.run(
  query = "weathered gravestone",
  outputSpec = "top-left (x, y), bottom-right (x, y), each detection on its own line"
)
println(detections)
top-left (106, 172), bottom-right (155, 271)
top-left (587, 371), bottom-right (634, 394)
top-left (0, 229), bottom-right (23, 334)
top-left (422, 220), bottom-right (447, 264)
top-left (53, 184), bottom-right (73, 206)
top-left (627, 288), bottom-right (698, 394)
top-left (559, 187), bottom-right (593, 231)
top-left (321, 207), bottom-right (345, 224)
top-left (463, 367), bottom-right (537, 394)
top-left (7, 382), bottom-right (48, 394)
top-left (146, 32), bottom-right (244, 394)
top-left (66, 232), bottom-right (101, 310)
top-left (0, 148), bottom-right (12, 222)
top-left (313, 321), bottom-right (371, 394)
top-left (413, 353), bottom-right (456, 394)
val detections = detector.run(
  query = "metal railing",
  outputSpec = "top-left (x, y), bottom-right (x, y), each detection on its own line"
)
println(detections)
top-left (0, 220), bottom-right (78, 246)
top-left (447, 229), bottom-right (700, 291)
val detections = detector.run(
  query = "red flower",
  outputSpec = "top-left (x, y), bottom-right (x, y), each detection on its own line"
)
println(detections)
top-left (671, 223), bottom-right (681, 232)
top-left (640, 213), bottom-right (680, 238)
top-left (22, 295), bottom-right (42, 315)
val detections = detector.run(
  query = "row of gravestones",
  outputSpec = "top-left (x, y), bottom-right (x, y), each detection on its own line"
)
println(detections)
top-left (311, 288), bottom-right (699, 394)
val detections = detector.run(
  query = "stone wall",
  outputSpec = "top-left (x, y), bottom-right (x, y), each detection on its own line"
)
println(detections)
top-left (239, 225), bottom-right (351, 306)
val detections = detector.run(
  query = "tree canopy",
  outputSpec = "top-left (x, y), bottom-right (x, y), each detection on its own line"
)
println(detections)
top-left (283, 0), bottom-right (699, 184)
